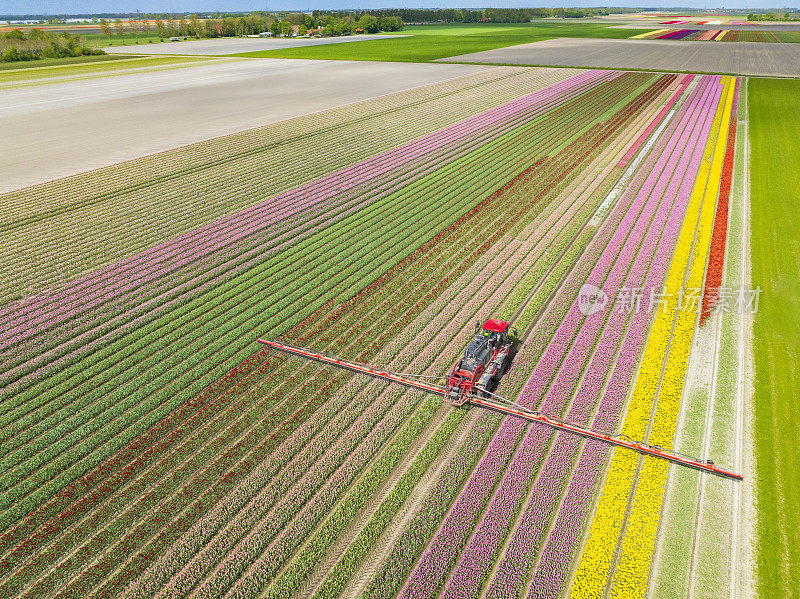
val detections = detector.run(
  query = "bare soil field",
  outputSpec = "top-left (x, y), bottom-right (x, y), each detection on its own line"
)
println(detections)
top-left (103, 35), bottom-right (407, 55)
top-left (441, 37), bottom-right (800, 77)
top-left (0, 58), bottom-right (487, 192)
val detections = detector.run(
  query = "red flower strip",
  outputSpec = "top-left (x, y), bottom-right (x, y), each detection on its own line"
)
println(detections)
top-left (701, 89), bottom-right (739, 324)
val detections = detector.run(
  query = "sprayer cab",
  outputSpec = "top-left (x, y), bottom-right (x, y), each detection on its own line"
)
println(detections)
top-left (445, 319), bottom-right (516, 405)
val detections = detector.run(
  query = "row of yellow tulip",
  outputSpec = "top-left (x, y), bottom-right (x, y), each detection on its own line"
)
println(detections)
top-left (608, 76), bottom-right (737, 598)
top-left (569, 75), bottom-right (737, 599)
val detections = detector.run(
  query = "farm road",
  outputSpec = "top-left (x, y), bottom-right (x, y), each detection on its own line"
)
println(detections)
top-left (102, 34), bottom-right (408, 55)
top-left (441, 38), bottom-right (800, 78)
top-left (0, 58), bottom-right (486, 192)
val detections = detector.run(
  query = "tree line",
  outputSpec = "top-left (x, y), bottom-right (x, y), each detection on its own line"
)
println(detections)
top-left (266, 13), bottom-right (403, 37)
top-left (311, 7), bottom-right (616, 24)
top-left (1, 28), bottom-right (104, 62)
top-left (98, 14), bottom-right (273, 40)
top-left (93, 6), bottom-right (608, 43)
top-left (746, 11), bottom-right (799, 21)
top-left (95, 12), bottom-right (402, 42)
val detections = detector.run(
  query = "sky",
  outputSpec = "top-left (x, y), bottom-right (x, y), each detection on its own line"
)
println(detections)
top-left (2, 0), bottom-right (787, 16)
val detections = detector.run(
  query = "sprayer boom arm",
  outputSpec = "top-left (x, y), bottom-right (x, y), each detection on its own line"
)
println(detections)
top-left (258, 339), bottom-right (742, 481)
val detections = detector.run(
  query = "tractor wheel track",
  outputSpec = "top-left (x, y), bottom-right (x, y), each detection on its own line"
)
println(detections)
top-left (339, 408), bottom-right (481, 599)
top-left (296, 402), bottom-right (449, 599)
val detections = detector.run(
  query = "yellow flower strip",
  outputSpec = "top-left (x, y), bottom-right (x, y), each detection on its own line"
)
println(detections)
top-left (609, 76), bottom-right (736, 599)
top-left (629, 29), bottom-right (670, 39)
top-left (715, 30), bottom-right (730, 41)
top-left (569, 76), bottom-right (735, 599)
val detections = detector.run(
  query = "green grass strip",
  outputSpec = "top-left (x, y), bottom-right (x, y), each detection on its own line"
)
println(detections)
top-left (0, 56), bottom-right (215, 84)
top-left (227, 22), bottom-right (640, 63)
top-left (748, 77), bottom-right (800, 598)
top-left (0, 54), bottom-right (131, 71)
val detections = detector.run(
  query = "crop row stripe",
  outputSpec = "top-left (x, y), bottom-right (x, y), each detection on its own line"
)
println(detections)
top-left (524, 75), bottom-right (721, 598)
top-left (120, 124), bottom-right (608, 599)
top-left (607, 76), bottom-right (736, 599)
top-left (1, 70), bottom-right (598, 360)
top-left (396, 75), bottom-right (681, 599)
top-left (557, 74), bottom-right (721, 597)
top-left (304, 76), bottom-right (664, 599)
top-left (1, 75), bottom-right (636, 599)
top-left (542, 74), bottom-right (720, 598)
top-left (569, 76), bottom-right (734, 599)
top-left (368, 76), bottom-right (668, 599)
top-left (481, 75), bottom-right (717, 599)
top-left (141, 78), bottom-right (648, 599)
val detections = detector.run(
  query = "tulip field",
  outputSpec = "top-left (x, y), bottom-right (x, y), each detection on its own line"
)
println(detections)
top-left (0, 66), bottom-right (746, 598)
top-left (630, 28), bottom-right (800, 42)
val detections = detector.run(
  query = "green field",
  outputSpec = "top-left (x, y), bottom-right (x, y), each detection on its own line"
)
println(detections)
top-left (88, 33), bottom-right (166, 46)
top-left (0, 55), bottom-right (219, 84)
top-left (0, 54), bottom-right (129, 71)
top-left (748, 78), bottom-right (800, 597)
top-left (228, 22), bottom-right (638, 62)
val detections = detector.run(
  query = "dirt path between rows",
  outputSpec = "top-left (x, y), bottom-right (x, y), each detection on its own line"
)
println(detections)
top-left (731, 77), bottom-right (755, 599)
top-left (297, 403), bottom-right (450, 598)
top-left (337, 408), bottom-right (481, 598)
top-left (686, 272), bottom-right (726, 597)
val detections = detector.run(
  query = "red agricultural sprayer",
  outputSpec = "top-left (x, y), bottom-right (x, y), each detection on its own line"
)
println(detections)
top-left (258, 319), bottom-right (742, 481)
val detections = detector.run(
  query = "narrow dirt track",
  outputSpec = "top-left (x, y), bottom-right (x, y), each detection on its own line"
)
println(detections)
top-left (731, 78), bottom-right (754, 599)
top-left (339, 409), bottom-right (481, 598)
top-left (296, 403), bottom-right (450, 598)
top-left (685, 289), bottom-right (726, 597)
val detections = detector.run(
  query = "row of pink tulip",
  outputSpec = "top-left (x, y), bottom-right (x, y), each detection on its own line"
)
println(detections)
top-left (532, 77), bottom-right (726, 598)
top-left (2, 72), bottom-right (601, 390)
top-left (126, 135), bottom-right (610, 598)
top-left (0, 80), bottom-right (613, 523)
top-left (395, 73), bottom-right (685, 599)
top-left (2, 68), bottom-right (572, 306)
top-left (490, 75), bottom-right (724, 599)
top-left (396, 72), bottom-right (720, 596)
top-left (10, 71), bottom-right (632, 599)
top-left (1, 68), bottom-right (538, 221)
